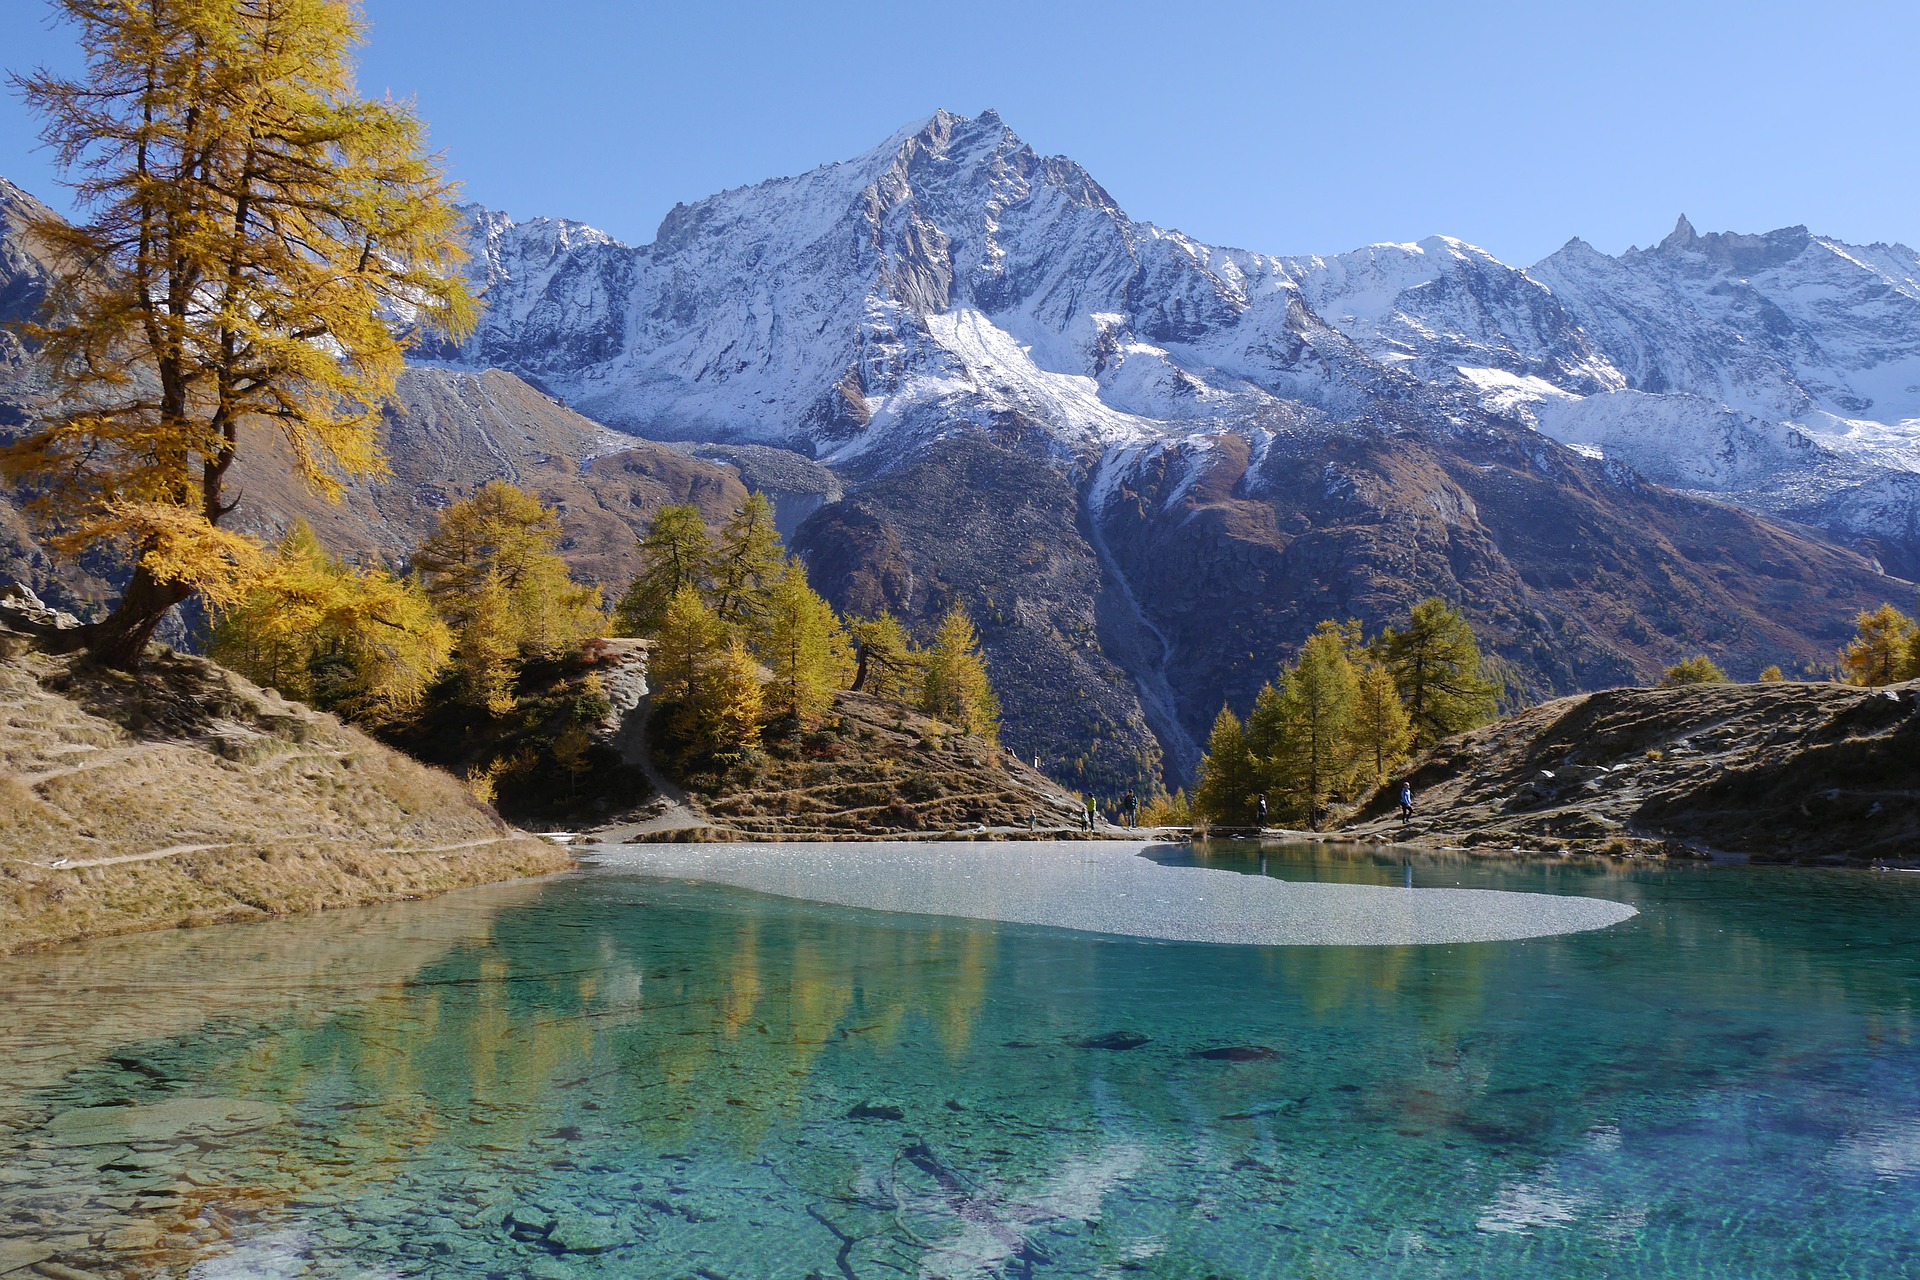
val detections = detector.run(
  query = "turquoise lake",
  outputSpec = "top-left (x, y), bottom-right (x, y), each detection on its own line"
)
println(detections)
top-left (2, 840), bottom-right (1918, 1278)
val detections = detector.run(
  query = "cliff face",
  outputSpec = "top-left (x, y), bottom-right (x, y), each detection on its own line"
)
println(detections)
top-left (0, 637), bottom-right (569, 953)
top-left (1343, 679), bottom-right (1920, 863)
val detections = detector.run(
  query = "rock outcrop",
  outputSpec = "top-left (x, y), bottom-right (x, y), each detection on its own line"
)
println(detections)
top-left (1343, 680), bottom-right (1920, 863)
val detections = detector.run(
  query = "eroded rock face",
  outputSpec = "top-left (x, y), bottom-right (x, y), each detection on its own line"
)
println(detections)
top-left (0, 581), bottom-right (80, 633)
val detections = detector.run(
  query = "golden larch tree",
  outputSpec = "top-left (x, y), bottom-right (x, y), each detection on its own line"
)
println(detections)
top-left (921, 603), bottom-right (999, 742)
top-left (760, 557), bottom-right (853, 727)
top-left (210, 519), bottom-right (449, 721)
top-left (849, 611), bottom-right (921, 702)
top-left (5, 0), bottom-right (475, 666)
top-left (613, 503), bottom-right (713, 637)
top-left (1841, 604), bottom-right (1919, 687)
top-left (698, 637), bottom-right (765, 751)
top-left (412, 481), bottom-right (604, 711)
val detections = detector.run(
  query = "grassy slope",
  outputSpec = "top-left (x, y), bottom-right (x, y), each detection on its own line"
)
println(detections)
top-left (0, 640), bottom-right (569, 953)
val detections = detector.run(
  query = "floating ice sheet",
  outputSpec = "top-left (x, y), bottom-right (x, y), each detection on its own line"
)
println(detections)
top-left (585, 841), bottom-right (1636, 946)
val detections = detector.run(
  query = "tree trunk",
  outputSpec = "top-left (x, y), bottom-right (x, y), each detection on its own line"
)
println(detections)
top-left (83, 564), bottom-right (193, 669)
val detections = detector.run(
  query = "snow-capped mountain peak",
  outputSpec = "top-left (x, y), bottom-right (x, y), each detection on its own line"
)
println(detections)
top-left (435, 111), bottom-right (1920, 573)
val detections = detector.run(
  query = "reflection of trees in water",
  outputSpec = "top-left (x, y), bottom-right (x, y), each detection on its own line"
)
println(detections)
top-left (10, 865), bottom-right (1920, 1277)
top-left (0, 885), bottom-right (545, 1101)
top-left (164, 882), bottom-right (1005, 1168)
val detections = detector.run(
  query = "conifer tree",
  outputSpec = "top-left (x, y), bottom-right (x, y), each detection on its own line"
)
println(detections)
top-left (1659, 655), bottom-right (1730, 687)
top-left (1192, 706), bottom-right (1259, 826)
top-left (1139, 787), bottom-right (1193, 827)
top-left (651, 583), bottom-right (725, 714)
top-left (1268, 623), bottom-right (1361, 821)
top-left (211, 520), bottom-right (450, 721)
top-left (613, 504), bottom-right (713, 637)
top-left (849, 612), bottom-right (921, 701)
top-left (413, 483), bottom-right (603, 710)
top-left (760, 558), bottom-right (854, 727)
top-left (1840, 604), bottom-right (1919, 686)
top-left (551, 720), bottom-right (592, 798)
top-left (710, 492), bottom-right (783, 634)
top-left (1377, 598), bottom-right (1500, 748)
top-left (698, 637), bottom-right (765, 751)
top-left (1758, 665), bottom-right (1786, 683)
top-left (921, 604), bottom-right (1000, 741)
top-left (455, 578), bottom-right (522, 715)
top-left (1244, 681), bottom-right (1288, 761)
top-left (1350, 658), bottom-right (1414, 783)
top-left (4, 0), bottom-right (473, 667)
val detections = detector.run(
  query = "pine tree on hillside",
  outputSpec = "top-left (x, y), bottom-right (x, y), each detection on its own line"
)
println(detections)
top-left (921, 604), bottom-right (1000, 741)
top-left (454, 578), bottom-right (522, 715)
top-left (761, 558), bottom-right (854, 727)
top-left (698, 638), bottom-right (765, 751)
top-left (1244, 681), bottom-right (1288, 761)
top-left (1841, 604), bottom-right (1919, 686)
top-left (3, 0), bottom-right (472, 668)
top-left (849, 612), bottom-right (921, 702)
top-left (710, 493), bottom-right (784, 633)
top-left (1377, 598), bottom-right (1500, 748)
top-left (613, 504), bottom-right (713, 637)
top-left (1659, 655), bottom-right (1730, 687)
top-left (1192, 706), bottom-right (1259, 826)
top-left (652, 584), bottom-right (726, 711)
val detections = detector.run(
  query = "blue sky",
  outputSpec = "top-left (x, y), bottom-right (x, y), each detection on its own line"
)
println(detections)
top-left (3, 0), bottom-right (1915, 266)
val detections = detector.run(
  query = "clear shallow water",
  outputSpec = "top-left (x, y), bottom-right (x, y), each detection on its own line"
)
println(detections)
top-left (0, 842), bottom-right (1916, 1279)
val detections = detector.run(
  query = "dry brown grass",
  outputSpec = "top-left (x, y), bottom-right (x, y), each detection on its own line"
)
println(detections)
top-left (0, 645), bottom-right (569, 952)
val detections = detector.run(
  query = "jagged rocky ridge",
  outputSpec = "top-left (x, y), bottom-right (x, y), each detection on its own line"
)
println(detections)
top-left (6, 116), bottom-right (1920, 792)
top-left (435, 118), bottom-right (1920, 577)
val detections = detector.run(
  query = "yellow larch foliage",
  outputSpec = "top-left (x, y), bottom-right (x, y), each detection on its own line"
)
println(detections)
top-left (5, 0), bottom-right (474, 665)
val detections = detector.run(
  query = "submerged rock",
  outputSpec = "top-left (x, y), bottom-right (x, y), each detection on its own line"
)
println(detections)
top-left (846, 1101), bottom-right (906, 1121)
top-left (546, 1215), bottom-right (619, 1255)
top-left (1072, 1031), bottom-right (1151, 1051)
top-left (0, 1242), bottom-right (56, 1275)
top-left (42, 1098), bottom-right (282, 1147)
top-left (1191, 1045), bottom-right (1283, 1062)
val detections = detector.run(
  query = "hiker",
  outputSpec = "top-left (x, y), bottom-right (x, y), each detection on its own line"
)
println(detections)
top-left (1084, 799), bottom-right (1095, 832)
top-left (1399, 781), bottom-right (1415, 821)
top-left (1124, 788), bottom-right (1137, 828)
top-left (1029, 812), bottom-right (1037, 832)
top-left (1255, 795), bottom-right (1268, 829)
